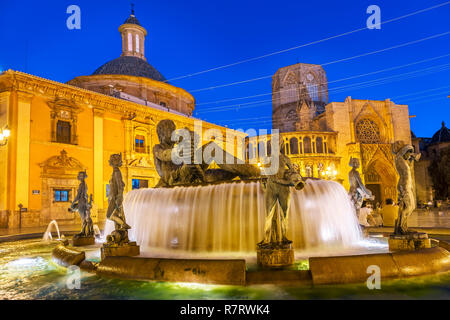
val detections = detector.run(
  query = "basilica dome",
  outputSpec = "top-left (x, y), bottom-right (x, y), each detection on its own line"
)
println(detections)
top-left (431, 121), bottom-right (450, 144)
top-left (67, 9), bottom-right (195, 116)
top-left (92, 56), bottom-right (166, 82)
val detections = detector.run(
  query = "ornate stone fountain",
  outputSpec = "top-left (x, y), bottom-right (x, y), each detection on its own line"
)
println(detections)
top-left (51, 121), bottom-right (450, 287)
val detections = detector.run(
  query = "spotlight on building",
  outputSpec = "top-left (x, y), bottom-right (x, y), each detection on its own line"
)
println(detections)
top-left (0, 126), bottom-right (10, 146)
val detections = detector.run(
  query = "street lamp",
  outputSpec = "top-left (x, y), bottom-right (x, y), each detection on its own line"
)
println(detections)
top-left (0, 126), bottom-right (10, 146)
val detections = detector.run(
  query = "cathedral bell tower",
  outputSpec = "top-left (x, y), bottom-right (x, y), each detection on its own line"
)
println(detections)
top-left (119, 5), bottom-right (147, 61)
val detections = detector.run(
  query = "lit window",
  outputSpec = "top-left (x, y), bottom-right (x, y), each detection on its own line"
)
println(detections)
top-left (132, 179), bottom-right (148, 189)
top-left (128, 33), bottom-right (132, 51)
top-left (136, 34), bottom-right (140, 52)
top-left (135, 135), bottom-right (145, 153)
top-left (54, 190), bottom-right (69, 202)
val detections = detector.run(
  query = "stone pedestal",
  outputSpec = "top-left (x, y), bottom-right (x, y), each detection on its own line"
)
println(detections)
top-left (101, 241), bottom-right (140, 260)
top-left (257, 242), bottom-right (294, 268)
top-left (389, 232), bottom-right (431, 251)
top-left (72, 235), bottom-right (95, 246)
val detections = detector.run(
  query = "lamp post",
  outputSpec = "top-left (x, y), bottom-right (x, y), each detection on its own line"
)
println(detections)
top-left (0, 126), bottom-right (10, 146)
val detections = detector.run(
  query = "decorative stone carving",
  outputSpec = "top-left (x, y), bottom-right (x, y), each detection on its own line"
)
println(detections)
top-left (40, 149), bottom-right (85, 172)
top-left (128, 157), bottom-right (152, 167)
top-left (39, 150), bottom-right (86, 225)
top-left (47, 97), bottom-right (83, 144)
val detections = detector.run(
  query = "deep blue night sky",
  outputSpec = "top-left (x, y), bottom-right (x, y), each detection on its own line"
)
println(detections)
top-left (0, 0), bottom-right (448, 137)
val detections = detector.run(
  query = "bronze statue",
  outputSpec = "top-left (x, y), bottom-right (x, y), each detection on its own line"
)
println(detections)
top-left (69, 171), bottom-right (94, 238)
top-left (259, 141), bottom-right (304, 246)
top-left (105, 153), bottom-right (131, 244)
top-left (152, 119), bottom-right (259, 187)
top-left (348, 157), bottom-right (374, 212)
top-left (392, 141), bottom-right (421, 234)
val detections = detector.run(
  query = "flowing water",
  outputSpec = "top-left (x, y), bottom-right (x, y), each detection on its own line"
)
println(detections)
top-left (105, 180), bottom-right (362, 256)
top-left (42, 220), bottom-right (61, 241)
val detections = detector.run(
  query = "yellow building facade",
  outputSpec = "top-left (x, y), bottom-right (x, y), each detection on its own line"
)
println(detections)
top-left (0, 11), bottom-right (246, 229)
top-left (0, 70), bottom-right (245, 229)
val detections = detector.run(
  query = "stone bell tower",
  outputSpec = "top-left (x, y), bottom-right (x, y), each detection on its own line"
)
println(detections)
top-left (272, 63), bottom-right (328, 133)
top-left (119, 5), bottom-right (147, 61)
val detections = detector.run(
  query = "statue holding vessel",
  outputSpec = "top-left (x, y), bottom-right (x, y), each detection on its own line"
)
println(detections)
top-left (69, 170), bottom-right (95, 246)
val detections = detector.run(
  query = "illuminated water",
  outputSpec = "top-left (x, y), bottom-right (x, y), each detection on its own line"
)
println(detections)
top-left (106, 180), bottom-right (362, 255)
top-left (42, 220), bottom-right (61, 241)
top-left (0, 239), bottom-right (449, 300)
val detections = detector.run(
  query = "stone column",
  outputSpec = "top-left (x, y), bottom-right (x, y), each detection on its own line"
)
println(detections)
top-left (0, 92), bottom-right (11, 227)
top-left (15, 92), bottom-right (32, 209)
top-left (123, 120), bottom-right (133, 160)
top-left (93, 108), bottom-right (104, 210)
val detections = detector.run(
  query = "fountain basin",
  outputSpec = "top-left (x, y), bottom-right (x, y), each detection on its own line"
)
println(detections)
top-left (309, 246), bottom-right (450, 285)
top-left (97, 256), bottom-right (246, 286)
top-left (51, 241), bottom-right (450, 286)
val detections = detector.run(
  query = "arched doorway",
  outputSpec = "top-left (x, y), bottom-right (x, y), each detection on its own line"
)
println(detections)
top-left (364, 159), bottom-right (397, 205)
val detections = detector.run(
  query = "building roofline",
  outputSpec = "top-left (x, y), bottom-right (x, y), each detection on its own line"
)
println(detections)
top-left (0, 69), bottom-right (242, 135)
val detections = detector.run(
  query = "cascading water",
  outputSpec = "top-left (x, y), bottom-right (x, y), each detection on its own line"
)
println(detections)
top-left (105, 179), bottom-right (362, 254)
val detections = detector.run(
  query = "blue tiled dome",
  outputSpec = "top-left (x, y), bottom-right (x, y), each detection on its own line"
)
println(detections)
top-left (92, 56), bottom-right (166, 82)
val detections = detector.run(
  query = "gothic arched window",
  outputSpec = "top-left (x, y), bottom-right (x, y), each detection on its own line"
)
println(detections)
top-left (290, 137), bottom-right (299, 154)
top-left (316, 137), bottom-right (324, 153)
top-left (356, 119), bottom-right (381, 144)
top-left (258, 141), bottom-right (266, 158)
top-left (303, 137), bottom-right (312, 153)
top-left (247, 143), bottom-right (253, 160)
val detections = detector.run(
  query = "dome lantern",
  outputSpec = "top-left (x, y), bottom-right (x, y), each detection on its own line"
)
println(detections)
top-left (119, 4), bottom-right (147, 61)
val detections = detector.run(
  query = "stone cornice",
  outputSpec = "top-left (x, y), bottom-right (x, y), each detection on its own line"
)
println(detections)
top-left (119, 23), bottom-right (147, 36)
top-left (68, 74), bottom-right (194, 102)
top-left (0, 70), bottom-right (234, 135)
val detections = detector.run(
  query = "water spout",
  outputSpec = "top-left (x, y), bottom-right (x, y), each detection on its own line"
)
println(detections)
top-left (42, 220), bottom-right (61, 241)
top-left (93, 224), bottom-right (101, 238)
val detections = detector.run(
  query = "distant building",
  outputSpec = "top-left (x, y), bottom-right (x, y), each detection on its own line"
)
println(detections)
top-left (272, 63), bottom-right (328, 132)
top-left (248, 63), bottom-right (413, 204)
top-left (413, 121), bottom-right (450, 203)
